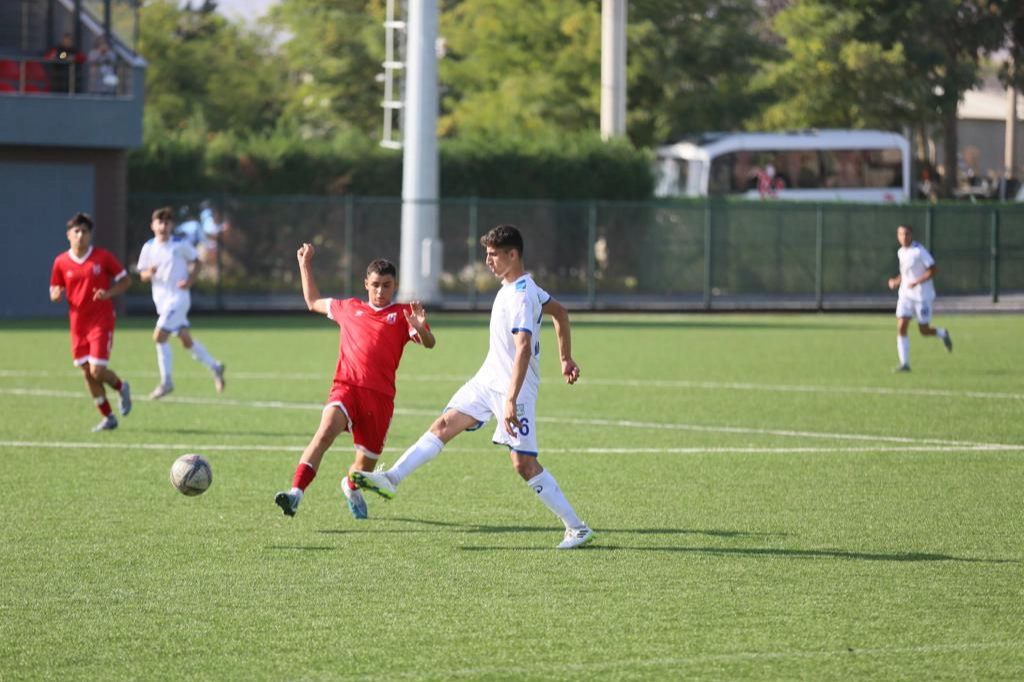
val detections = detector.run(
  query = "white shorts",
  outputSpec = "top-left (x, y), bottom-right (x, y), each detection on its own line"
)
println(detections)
top-left (446, 379), bottom-right (539, 455)
top-left (156, 301), bottom-right (191, 334)
top-left (896, 297), bottom-right (933, 324)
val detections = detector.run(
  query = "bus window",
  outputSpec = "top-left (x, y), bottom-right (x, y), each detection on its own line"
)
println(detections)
top-left (863, 149), bottom-right (901, 188)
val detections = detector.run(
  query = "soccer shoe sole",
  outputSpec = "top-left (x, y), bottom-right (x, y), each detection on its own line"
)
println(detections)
top-left (274, 492), bottom-right (297, 517)
top-left (349, 471), bottom-right (395, 500)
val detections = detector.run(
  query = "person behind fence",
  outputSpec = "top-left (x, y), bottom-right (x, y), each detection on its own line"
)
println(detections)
top-left (350, 224), bottom-right (596, 550)
top-left (887, 223), bottom-right (953, 372)
top-left (136, 206), bottom-right (226, 399)
top-left (44, 32), bottom-right (86, 94)
top-left (87, 35), bottom-right (118, 95)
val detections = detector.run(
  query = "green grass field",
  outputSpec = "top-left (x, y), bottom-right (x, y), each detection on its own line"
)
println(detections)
top-left (1, 312), bottom-right (1022, 681)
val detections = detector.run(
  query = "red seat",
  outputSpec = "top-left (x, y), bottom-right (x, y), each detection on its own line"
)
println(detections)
top-left (25, 61), bottom-right (49, 90)
top-left (0, 59), bottom-right (19, 81)
top-left (0, 81), bottom-right (16, 93)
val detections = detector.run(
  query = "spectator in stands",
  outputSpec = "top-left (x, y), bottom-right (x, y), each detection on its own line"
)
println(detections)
top-left (87, 35), bottom-right (118, 95)
top-left (45, 32), bottom-right (86, 94)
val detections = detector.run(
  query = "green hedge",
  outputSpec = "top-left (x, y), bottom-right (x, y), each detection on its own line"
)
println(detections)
top-left (128, 131), bottom-right (654, 200)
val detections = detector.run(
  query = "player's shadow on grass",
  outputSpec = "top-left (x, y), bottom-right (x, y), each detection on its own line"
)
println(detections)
top-left (317, 518), bottom-right (784, 539)
top-left (460, 544), bottom-right (1015, 563)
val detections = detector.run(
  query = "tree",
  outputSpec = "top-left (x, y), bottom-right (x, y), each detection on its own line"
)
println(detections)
top-left (137, 0), bottom-right (286, 138)
top-left (268, 0), bottom-right (388, 137)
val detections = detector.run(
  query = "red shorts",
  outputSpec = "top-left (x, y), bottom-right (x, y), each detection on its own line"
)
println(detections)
top-left (70, 324), bottom-right (115, 366)
top-left (327, 383), bottom-right (395, 456)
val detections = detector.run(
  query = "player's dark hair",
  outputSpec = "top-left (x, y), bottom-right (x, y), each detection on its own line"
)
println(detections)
top-left (152, 206), bottom-right (175, 222)
top-left (898, 223), bottom-right (913, 233)
top-left (366, 258), bottom-right (397, 278)
top-left (66, 212), bottom-right (93, 231)
top-left (480, 224), bottom-right (524, 256)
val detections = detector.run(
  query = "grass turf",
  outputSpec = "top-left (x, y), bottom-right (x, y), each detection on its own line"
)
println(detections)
top-left (1, 312), bottom-right (1022, 680)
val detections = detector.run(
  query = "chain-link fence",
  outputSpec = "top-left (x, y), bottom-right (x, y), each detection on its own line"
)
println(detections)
top-left (126, 193), bottom-right (1024, 311)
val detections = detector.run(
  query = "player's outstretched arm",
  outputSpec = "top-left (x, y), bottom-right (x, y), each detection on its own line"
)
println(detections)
top-left (542, 297), bottom-right (581, 385)
top-left (49, 285), bottom-right (64, 302)
top-left (297, 243), bottom-right (329, 315)
top-left (404, 301), bottom-right (436, 348)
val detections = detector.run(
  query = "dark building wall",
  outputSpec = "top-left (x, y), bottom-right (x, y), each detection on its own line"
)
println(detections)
top-left (0, 146), bottom-right (128, 318)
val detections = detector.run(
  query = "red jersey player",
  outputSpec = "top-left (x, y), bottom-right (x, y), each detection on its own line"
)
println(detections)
top-left (49, 212), bottom-right (133, 431)
top-left (275, 243), bottom-right (436, 519)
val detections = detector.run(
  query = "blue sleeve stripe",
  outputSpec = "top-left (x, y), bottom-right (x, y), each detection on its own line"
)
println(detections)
top-left (510, 327), bottom-right (533, 335)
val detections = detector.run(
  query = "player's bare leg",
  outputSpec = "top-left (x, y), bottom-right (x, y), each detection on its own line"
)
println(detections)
top-left (81, 363), bottom-right (117, 431)
top-left (91, 363), bottom-right (131, 416)
top-left (276, 406), bottom-right (349, 516)
top-left (918, 322), bottom-right (953, 352)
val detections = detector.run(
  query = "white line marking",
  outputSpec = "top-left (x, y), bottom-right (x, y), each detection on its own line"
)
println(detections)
top-left (3, 368), bottom-right (1022, 400)
top-left (1, 386), bottom-right (1019, 451)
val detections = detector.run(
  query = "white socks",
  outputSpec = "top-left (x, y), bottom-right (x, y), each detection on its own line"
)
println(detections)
top-left (937, 327), bottom-right (948, 339)
top-left (388, 432), bottom-right (445, 485)
top-left (190, 340), bottom-right (218, 370)
top-left (527, 469), bottom-right (585, 531)
top-left (897, 335), bottom-right (910, 366)
top-left (156, 342), bottom-right (173, 385)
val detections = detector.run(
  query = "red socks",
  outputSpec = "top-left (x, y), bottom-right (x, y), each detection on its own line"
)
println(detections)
top-left (292, 462), bottom-right (317, 491)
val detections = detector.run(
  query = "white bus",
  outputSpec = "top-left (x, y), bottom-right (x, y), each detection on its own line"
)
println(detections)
top-left (655, 129), bottom-right (911, 202)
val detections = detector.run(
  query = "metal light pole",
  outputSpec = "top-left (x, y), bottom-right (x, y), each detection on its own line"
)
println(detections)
top-left (398, 0), bottom-right (441, 304)
top-left (600, 0), bottom-right (627, 139)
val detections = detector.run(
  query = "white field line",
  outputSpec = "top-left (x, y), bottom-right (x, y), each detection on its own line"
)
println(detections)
top-left (3, 369), bottom-right (1023, 401)
top-left (0, 386), bottom-right (1021, 452)
top-left (1, 441), bottom-right (1022, 455)
top-left (346, 641), bottom-right (1023, 681)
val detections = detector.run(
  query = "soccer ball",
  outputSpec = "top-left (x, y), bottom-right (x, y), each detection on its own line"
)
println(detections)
top-left (170, 454), bottom-right (213, 496)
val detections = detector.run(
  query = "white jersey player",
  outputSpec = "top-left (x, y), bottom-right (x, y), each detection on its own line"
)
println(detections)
top-left (137, 206), bottom-right (226, 398)
top-left (887, 224), bottom-right (952, 371)
top-left (351, 224), bottom-right (595, 549)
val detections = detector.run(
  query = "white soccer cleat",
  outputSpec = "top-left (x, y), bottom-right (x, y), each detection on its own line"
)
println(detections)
top-left (349, 470), bottom-right (396, 500)
top-left (91, 415), bottom-right (118, 432)
top-left (213, 363), bottom-right (226, 393)
top-left (149, 383), bottom-right (174, 400)
top-left (341, 479), bottom-right (368, 519)
top-left (118, 381), bottom-right (132, 416)
top-left (557, 526), bottom-right (596, 550)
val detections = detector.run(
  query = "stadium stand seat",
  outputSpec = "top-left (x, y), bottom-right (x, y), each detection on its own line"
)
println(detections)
top-left (25, 60), bottom-right (49, 91)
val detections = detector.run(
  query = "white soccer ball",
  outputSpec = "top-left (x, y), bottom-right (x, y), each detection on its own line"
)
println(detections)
top-left (170, 454), bottom-right (213, 496)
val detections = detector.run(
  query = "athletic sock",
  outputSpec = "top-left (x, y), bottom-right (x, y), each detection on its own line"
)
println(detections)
top-left (937, 327), bottom-right (948, 339)
top-left (110, 378), bottom-right (123, 391)
top-left (156, 342), bottom-right (172, 386)
top-left (190, 339), bottom-right (218, 370)
top-left (95, 396), bottom-right (113, 417)
top-left (292, 462), bottom-right (317, 491)
top-left (526, 469), bottom-right (585, 530)
top-left (388, 432), bottom-right (445, 485)
top-left (897, 335), bottom-right (910, 366)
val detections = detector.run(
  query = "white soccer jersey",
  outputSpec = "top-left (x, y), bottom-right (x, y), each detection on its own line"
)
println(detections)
top-left (472, 274), bottom-right (551, 400)
top-left (897, 241), bottom-right (936, 302)
top-left (136, 236), bottom-right (198, 313)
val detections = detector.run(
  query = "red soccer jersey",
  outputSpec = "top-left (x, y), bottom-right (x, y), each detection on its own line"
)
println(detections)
top-left (328, 298), bottom-right (424, 398)
top-left (50, 246), bottom-right (127, 332)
